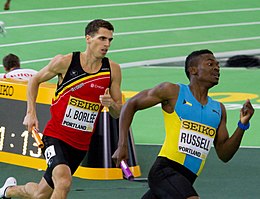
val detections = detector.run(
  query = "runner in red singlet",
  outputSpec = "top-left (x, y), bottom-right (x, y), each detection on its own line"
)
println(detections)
top-left (0, 19), bottom-right (122, 199)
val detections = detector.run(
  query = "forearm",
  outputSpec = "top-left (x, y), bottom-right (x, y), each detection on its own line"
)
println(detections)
top-left (117, 103), bottom-right (135, 148)
top-left (26, 78), bottom-right (40, 115)
top-left (218, 128), bottom-right (245, 162)
top-left (111, 104), bottom-right (134, 167)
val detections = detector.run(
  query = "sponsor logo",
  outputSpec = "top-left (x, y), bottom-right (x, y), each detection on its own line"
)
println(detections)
top-left (90, 83), bottom-right (104, 90)
top-left (70, 70), bottom-right (78, 77)
top-left (0, 85), bottom-right (14, 96)
top-left (182, 120), bottom-right (216, 137)
top-left (69, 97), bottom-right (100, 111)
top-left (70, 83), bottom-right (84, 92)
top-left (212, 109), bottom-right (220, 116)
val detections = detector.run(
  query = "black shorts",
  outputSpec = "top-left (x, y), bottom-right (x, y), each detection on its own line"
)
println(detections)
top-left (142, 157), bottom-right (198, 199)
top-left (42, 135), bottom-right (87, 188)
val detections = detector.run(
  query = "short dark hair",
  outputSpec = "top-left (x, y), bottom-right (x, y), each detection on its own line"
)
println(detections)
top-left (185, 49), bottom-right (213, 79)
top-left (2, 53), bottom-right (20, 71)
top-left (85, 19), bottom-right (114, 36)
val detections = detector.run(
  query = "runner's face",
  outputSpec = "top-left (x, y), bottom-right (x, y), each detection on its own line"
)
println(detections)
top-left (87, 28), bottom-right (114, 59)
top-left (196, 54), bottom-right (220, 86)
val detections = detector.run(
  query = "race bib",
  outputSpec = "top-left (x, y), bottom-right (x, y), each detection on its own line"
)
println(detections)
top-left (62, 96), bottom-right (101, 132)
top-left (45, 145), bottom-right (56, 165)
top-left (178, 120), bottom-right (216, 160)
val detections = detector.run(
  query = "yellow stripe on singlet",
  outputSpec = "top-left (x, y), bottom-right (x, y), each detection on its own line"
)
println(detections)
top-left (53, 72), bottom-right (110, 101)
top-left (158, 110), bottom-right (186, 164)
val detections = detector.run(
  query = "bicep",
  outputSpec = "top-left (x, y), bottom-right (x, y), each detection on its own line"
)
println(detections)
top-left (35, 65), bottom-right (57, 83)
top-left (35, 54), bottom-right (70, 83)
top-left (129, 83), bottom-right (173, 111)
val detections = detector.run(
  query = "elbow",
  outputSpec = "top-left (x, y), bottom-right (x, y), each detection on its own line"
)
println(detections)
top-left (218, 154), bottom-right (233, 163)
top-left (216, 148), bottom-right (233, 163)
top-left (28, 75), bottom-right (40, 86)
top-left (220, 158), bottom-right (229, 163)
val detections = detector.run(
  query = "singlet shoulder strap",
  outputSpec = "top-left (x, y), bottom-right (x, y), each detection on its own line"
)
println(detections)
top-left (70, 51), bottom-right (81, 67)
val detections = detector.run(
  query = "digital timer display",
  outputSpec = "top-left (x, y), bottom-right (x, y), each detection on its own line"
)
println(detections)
top-left (0, 126), bottom-right (42, 158)
top-left (0, 97), bottom-right (50, 159)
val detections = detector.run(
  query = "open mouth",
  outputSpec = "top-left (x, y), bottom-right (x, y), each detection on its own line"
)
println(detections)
top-left (101, 49), bottom-right (108, 54)
top-left (213, 73), bottom-right (220, 79)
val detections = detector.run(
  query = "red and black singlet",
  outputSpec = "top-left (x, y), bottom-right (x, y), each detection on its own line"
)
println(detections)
top-left (43, 52), bottom-right (111, 150)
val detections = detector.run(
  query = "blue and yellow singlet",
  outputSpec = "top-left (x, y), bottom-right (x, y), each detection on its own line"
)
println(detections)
top-left (158, 84), bottom-right (222, 176)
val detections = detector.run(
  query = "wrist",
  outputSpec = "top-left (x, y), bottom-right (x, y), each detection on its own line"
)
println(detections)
top-left (108, 100), bottom-right (116, 109)
top-left (238, 120), bottom-right (250, 131)
top-left (118, 142), bottom-right (128, 149)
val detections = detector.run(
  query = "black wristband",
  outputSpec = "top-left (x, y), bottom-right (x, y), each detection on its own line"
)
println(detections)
top-left (238, 121), bottom-right (250, 130)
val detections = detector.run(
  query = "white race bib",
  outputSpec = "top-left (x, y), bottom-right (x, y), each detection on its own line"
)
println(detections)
top-left (178, 120), bottom-right (216, 160)
top-left (62, 96), bottom-right (101, 132)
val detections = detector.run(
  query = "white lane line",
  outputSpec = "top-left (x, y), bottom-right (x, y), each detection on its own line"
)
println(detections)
top-left (5, 9), bottom-right (260, 30)
top-left (2, 22), bottom-right (260, 48)
top-left (0, 0), bottom-right (193, 14)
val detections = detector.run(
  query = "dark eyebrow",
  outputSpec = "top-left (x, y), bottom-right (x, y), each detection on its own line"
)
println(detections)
top-left (99, 36), bottom-right (113, 41)
top-left (207, 58), bottom-right (219, 65)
